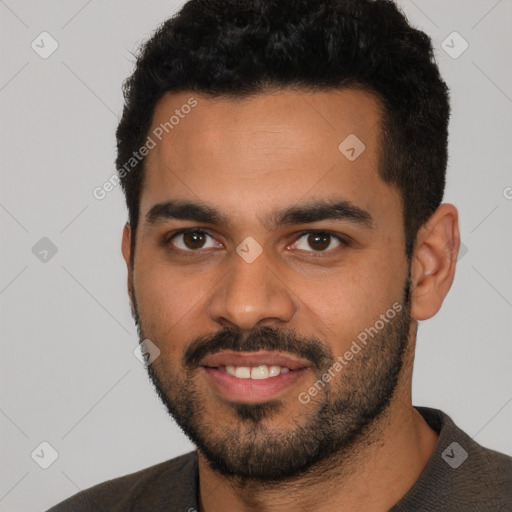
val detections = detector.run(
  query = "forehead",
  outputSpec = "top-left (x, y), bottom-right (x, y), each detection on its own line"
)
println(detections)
top-left (148, 88), bottom-right (381, 158)
top-left (139, 88), bottom-right (399, 229)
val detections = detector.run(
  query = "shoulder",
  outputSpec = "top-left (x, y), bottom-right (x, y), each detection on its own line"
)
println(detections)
top-left (46, 451), bottom-right (198, 512)
top-left (393, 407), bottom-right (512, 511)
top-left (467, 435), bottom-right (512, 497)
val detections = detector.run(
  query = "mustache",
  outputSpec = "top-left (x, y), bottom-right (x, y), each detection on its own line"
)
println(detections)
top-left (184, 325), bottom-right (333, 372)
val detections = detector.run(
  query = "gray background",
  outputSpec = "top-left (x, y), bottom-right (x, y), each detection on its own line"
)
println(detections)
top-left (0, 1), bottom-right (511, 510)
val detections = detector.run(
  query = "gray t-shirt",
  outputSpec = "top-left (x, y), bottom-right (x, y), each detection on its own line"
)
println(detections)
top-left (47, 407), bottom-right (512, 511)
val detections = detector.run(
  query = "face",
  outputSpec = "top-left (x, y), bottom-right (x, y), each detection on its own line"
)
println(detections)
top-left (124, 89), bottom-right (412, 481)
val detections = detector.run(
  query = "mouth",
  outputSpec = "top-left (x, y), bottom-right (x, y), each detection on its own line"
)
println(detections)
top-left (199, 350), bottom-right (312, 403)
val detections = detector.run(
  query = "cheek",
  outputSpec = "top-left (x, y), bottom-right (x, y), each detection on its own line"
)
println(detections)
top-left (133, 257), bottom-right (204, 338)
top-left (134, 278), bottom-right (194, 368)
top-left (294, 253), bottom-right (406, 354)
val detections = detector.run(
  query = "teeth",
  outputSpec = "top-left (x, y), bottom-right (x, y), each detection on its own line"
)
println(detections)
top-left (234, 366), bottom-right (251, 379)
top-left (251, 365), bottom-right (269, 379)
top-left (268, 365), bottom-right (281, 377)
top-left (224, 364), bottom-right (291, 379)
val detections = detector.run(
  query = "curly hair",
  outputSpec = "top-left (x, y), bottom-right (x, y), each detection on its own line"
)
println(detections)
top-left (116, 0), bottom-right (450, 258)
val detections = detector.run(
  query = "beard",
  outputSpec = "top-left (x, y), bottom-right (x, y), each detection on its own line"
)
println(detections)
top-left (131, 279), bottom-right (412, 484)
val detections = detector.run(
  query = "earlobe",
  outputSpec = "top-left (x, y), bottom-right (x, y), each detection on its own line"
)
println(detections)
top-left (121, 223), bottom-right (134, 305)
top-left (121, 222), bottom-right (132, 267)
top-left (410, 204), bottom-right (460, 321)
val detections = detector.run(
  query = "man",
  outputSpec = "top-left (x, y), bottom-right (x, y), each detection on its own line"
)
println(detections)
top-left (49, 0), bottom-right (512, 510)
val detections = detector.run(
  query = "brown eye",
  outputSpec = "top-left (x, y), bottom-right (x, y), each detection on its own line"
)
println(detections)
top-left (183, 231), bottom-right (207, 249)
top-left (307, 233), bottom-right (331, 251)
top-left (293, 231), bottom-right (344, 252)
top-left (170, 230), bottom-right (218, 251)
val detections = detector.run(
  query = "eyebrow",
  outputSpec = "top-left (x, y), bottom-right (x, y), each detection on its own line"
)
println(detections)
top-left (145, 199), bottom-right (373, 230)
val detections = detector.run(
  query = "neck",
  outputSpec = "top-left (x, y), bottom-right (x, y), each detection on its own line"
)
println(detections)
top-left (197, 399), bottom-right (438, 512)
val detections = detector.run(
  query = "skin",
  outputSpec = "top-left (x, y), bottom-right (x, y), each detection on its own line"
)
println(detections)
top-left (121, 88), bottom-right (460, 511)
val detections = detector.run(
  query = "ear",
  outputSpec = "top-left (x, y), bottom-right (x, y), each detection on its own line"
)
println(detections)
top-left (121, 223), bottom-right (134, 307)
top-left (410, 204), bottom-right (460, 321)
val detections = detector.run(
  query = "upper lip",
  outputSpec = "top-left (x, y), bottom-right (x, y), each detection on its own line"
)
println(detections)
top-left (200, 351), bottom-right (311, 370)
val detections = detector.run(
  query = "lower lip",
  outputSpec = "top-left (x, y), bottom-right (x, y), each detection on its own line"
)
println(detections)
top-left (202, 367), bottom-right (310, 403)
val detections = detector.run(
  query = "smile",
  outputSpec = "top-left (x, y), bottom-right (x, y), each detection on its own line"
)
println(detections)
top-left (199, 350), bottom-right (311, 403)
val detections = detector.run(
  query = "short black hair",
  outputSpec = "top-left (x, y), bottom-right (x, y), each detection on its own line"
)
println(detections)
top-left (116, 0), bottom-right (450, 259)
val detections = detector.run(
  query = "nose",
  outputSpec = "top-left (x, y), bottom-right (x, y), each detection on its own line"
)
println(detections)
top-left (208, 248), bottom-right (296, 330)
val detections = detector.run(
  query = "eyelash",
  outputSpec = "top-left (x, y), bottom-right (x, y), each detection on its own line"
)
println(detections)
top-left (164, 228), bottom-right (350, 255)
